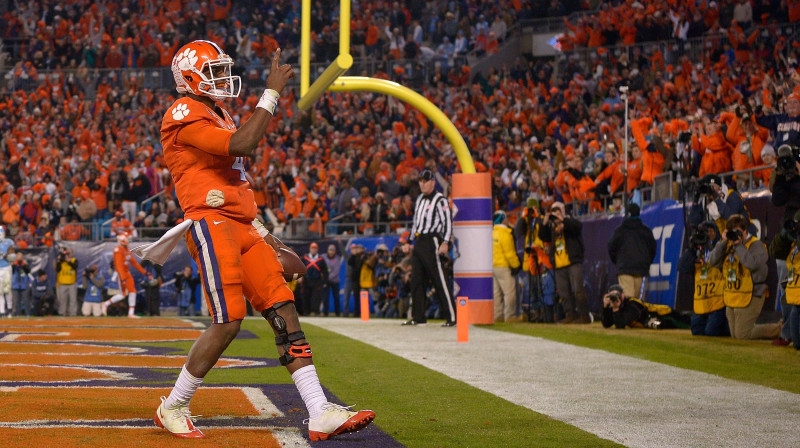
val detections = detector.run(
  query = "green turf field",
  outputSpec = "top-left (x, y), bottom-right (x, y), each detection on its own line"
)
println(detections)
top-left (136, 318), bottom-right (799, 447)
top-left (145, 318), bottom-right (623, 447)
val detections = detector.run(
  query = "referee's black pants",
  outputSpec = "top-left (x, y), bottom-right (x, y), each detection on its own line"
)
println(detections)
top-left (410, 235), bottom-right (456, 323)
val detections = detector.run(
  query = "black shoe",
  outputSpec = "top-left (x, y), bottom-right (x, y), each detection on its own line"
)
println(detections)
top-left (402, 319), bottom-right (427, 326)
top-left (441, 321), bottom-right (456, 327)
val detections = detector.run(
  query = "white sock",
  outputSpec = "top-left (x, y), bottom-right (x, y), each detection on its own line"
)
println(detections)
top-left (164, 365), bottom-right (204, 409)
top-left (109, 294), bottom-right (125, 304)
top-left (128, 292), bottom-right (137, 307)
top-left (291, 365), bottom-right (328, 420)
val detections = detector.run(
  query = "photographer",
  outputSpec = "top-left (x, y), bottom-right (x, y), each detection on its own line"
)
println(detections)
top-left (678, 221), bottom-right (729, 336)
top-left (31, 269), bottom-right (55, 316)
top-left (689, 174), bottom-right (751, 234)
top-left (769, 210), bottom-right (800, 350)
top-left (55, 246), bottom-right (79, 316)
top-left (141, 261), bottom-right (163, 316)
top-left (175, 266), bottom-right (198, 316)
top-left (81, 265), bottom-right (105, 317)
top-left (344, 243), bottom-right (366, 317)
top-left (371, 244), bottom-right (394, 318)
top-left (493, 210), bottom-right (521, 323)
top-left (539, 201), bottom-right (590, 324)
top-left (11, 249), bottom-right (31, 317)
top-left (771, 144), bottom-right (800, 219)
top-left (601, 284), bottom-right (684, 329)
top-left (607, 203), bottom-right (656, 300)
top-left (389, 259), bottom-right (412, 319)
top-left (708, 214), bottom-right (781, 339)
top-left (514, 198), bottom-right (553, 322)
top-left (770, 144), bottom-right (800, 345)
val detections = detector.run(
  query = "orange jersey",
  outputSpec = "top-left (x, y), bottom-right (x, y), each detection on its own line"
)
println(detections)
top-left (161, 97), bottom-right (257, 223)
top-left (114, 244), bottom-right (147, 281)
top-left (110, 218), bottom-right (133, 236)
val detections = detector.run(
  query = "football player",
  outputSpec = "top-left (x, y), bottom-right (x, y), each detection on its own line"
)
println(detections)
top-left (152, 40), bottom-right (374, 440)
top-left (102, 233), bottom-right (149, 318)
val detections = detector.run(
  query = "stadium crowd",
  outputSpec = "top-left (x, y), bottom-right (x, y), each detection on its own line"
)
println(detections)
top-left (0, 0), bottom-right (797, 254)
top-left (558, 0), bottom-right (786, 50)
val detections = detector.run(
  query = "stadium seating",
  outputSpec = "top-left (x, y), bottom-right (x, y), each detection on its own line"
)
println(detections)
top-left (0, 0), bottom-right (796, 247)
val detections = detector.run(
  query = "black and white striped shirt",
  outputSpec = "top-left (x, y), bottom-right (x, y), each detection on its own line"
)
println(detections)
top-left (410, 192), bottom-right (452, 243)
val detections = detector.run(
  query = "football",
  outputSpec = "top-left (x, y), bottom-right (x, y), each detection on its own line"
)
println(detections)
top-left (265, 234), bottom-right (306, 281)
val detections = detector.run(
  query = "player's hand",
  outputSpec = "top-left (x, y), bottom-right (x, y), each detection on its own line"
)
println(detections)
top-left (266, 48), bottom-right (294, 94)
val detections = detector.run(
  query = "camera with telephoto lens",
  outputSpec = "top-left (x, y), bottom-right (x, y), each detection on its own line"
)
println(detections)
top-left (690, 228), bottom-right (710, 249)
top-left (677, 131), bottom-right (692, 144)
top-left (784, 219), bottom-right (800, 241)
top-left (776, 144), bottom-right (800, 174)
top-left (726, 229), bottom-right (743, 241)
top-left (84, 265), bottom-right (97, 278)
top-left (607, 291), bottom-right (622, 304)
top-left (696, 183), bottom-right (715, 198)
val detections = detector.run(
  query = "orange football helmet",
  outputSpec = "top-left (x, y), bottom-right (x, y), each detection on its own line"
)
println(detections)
top-left (171, 40), bottom-right (241, 101)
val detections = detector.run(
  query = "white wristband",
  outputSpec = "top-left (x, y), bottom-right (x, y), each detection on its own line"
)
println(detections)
top-left (252, 219), bottom-right (270, 239)
top-left (256, 89), bottom-right (279, 115)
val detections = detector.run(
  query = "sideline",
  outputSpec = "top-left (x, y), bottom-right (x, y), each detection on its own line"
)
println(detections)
top-left (301, 317), bottom-right (800, 448)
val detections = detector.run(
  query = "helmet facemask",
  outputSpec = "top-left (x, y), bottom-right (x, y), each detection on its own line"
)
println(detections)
top-left (196, 56), bottom-right (241, 101)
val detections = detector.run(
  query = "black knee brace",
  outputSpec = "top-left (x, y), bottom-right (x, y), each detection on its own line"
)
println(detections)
top-left (261, 301), bottom-right (312, 366)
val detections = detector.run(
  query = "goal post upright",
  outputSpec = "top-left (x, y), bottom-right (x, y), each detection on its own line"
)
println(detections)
top-left (297, 0), bottom-right (494, 325)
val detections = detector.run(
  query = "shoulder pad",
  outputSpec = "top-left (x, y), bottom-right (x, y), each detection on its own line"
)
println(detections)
top-left (162, 97), bottom-right (215, 130)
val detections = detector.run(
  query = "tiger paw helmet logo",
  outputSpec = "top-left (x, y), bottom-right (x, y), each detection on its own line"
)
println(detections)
top-left (175, 48), bottom-right (198, 72)
top-left (172, 103), bottom-right (190, 120)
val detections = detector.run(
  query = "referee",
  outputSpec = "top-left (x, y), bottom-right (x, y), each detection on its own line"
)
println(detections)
top-left (401, 170), bottom-right (456, 326)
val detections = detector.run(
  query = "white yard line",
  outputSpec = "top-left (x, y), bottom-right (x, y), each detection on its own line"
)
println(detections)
top-left (302, 317), bottom-right (800, 448)
top-left (242, 386), bottom-right (285, 418)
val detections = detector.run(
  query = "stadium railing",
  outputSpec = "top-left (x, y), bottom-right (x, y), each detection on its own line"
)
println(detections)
top-left (271, 217), bottom-right (413, 240)
top-left (50, 217), bottom-right (414, 245)
top-left (567, 164), bottom-right (775, 219)
top-left (52, 222), bottom-right (97, 242)
top-left (718, 164), bottom-right (776, 192)
top-left (518, 7), bottom-right (603, 34)
top-left (98, 191), bottom-right (167, 239)
top-left (325, 220), bottom-right (413, 237)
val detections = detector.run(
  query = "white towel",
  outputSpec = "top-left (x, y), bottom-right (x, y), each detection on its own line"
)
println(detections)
top-left (131, 219), bottom-right (195, 265)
